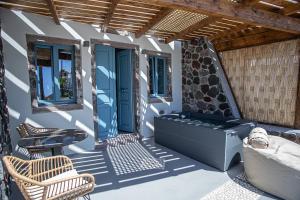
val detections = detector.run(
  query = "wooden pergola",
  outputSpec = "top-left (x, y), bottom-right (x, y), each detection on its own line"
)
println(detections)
top-left (1, 0), bottom-right (300, 51)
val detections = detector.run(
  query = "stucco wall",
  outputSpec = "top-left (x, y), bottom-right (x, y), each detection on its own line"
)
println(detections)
top-left (0, 8), bottom-right (182, 154)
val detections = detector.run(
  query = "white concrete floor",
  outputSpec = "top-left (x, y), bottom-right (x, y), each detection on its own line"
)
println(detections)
top-left (11, 136), bottom-right (279, 200)
top-left (68, 137), bottom-right (278, 200)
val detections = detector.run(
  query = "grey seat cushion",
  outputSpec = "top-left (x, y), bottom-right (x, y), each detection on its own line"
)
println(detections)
top-left (243, 136), bottom-right (300, 200)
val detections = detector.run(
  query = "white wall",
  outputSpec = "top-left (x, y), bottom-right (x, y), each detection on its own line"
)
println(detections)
top-left (0, 8), bottom-right (182, 154)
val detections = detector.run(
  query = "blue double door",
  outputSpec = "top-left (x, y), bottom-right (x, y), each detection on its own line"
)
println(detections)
top-left (95, 45), bottom-right (134, 140)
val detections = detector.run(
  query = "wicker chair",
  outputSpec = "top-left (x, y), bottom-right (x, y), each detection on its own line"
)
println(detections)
top-left (3, 155), bottom-right (95, 200)
top-left (17, 123), bottom-right (59, 137)
top-left (16, 123), bottom-right (59, 157)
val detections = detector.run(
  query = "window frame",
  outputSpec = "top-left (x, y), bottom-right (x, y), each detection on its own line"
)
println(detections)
top-left (34, 43), bottom-right (77, 106)
top-left (26, 34), bottom-right (83, 113)
top-left (149, 55), bottom-right (168, 97)
top-left (142, 49), bottom-right (173, 104)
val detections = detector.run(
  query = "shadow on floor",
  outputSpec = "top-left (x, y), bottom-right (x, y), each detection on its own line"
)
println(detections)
top-left (68, 135), bottom-right (219, 194)
top-left (10, 135), bottom-right (277, 200)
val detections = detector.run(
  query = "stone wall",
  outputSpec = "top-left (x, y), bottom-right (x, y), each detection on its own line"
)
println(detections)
top-left (182, 37), bottom-right (232, 117)
top-left (0, 18), bottom-right (12, 200)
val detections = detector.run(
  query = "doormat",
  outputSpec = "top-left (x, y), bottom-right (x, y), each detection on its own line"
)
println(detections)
top-left (107, 134), bottom-right (164, 175)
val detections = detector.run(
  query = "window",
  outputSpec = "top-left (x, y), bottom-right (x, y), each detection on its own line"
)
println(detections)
top-left (27, 34), bottom-right (83, 113)
top-left (35, 44), bottom-right (76, 106)
top-left (149, 56), bottom-right (167, 97)
top-left (142, 49), bottom-right (172, 103)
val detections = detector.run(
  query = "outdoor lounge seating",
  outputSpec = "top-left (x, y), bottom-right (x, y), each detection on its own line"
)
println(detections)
top-left (243, 133), bottom-right (300, 200)
top-left (3, 155), bottom-right (95, 200)
top-left (154, 113), bottom-right (255, 171)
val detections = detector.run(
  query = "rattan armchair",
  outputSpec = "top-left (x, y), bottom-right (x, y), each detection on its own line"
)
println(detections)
top-left (17, 123), bottom-right (59, 137)
top-left (16, 123), bottom-right (60, 157)
top-left (3, 155), bottom-right (95, 200)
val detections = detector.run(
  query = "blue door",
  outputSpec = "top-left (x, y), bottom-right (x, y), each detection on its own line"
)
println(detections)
top-left (95, 45), bottom-right (117, 140)
top-left (116, 49), bottom-right (134, 132)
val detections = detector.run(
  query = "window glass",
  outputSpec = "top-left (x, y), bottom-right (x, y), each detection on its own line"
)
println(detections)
top-left (35, 44), bottom-right (75, 105)
top-left (36, 47), bottom-right (54, 101)
top-left (157, 58), bottom-right (165, 95)
top-left (149, 56), bottom-right (154, 95)
top-left (58, 49), bottom-right (74, 100)
top-left (148, 56), bottom-right (167, 97)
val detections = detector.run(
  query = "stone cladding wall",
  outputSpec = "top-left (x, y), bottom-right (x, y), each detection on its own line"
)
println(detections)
top-left (182, 37), bottom-right (232, 117)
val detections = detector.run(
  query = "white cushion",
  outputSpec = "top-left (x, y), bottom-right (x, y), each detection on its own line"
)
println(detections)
top-left (26, 169), bottom-right (87, 200)
top-left (243, 136), bottom-right (300, 200)
top-left (248, 127), bottom-right (269, 149)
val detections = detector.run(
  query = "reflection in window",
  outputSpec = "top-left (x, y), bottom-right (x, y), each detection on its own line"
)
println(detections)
top-left (59, 49), bottom-right (74, 100)
top-left (36, 47), bottom-right (54, 101)
top-left (35, 44), bottom-right (76, 105)
top-left (149, 57), bottom-right (154, 95)
top-left (157, 58), bottom-right (165, 95)
top-left (148, 56), bottom-right (167, 97)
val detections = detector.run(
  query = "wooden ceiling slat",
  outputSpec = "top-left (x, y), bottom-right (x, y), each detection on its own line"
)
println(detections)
top-left (115, 8), bottom-right (157, 15)
top-left (193, 30), bottom-right (214, 35)
top-left (164, 16), bottom-right (218, 43)
top-left (135, 7), bottom-right (172, 38)
top-left (193, 29), bottom-right (217, 34)
top-left (117, 3), bottom-right (160, 12)
top-left (211, 24), bottom-right (251, 41)
top-left (109, 22), bottom-right (142, 28)
top-left (110, 19), bottom-right (145, 26)
top-left (55, 0), bottom-right (110, 7)
top-left (54, 1), bottom-right (108, 10)
top-left (113, 12), bottom-right (153, 19)
top-left (57, 10), bottom-right (105, 18)
top-left (187, 32), bottom-right (211, 37)
top-left (108, 25), bottom-right (139, 31)
top-left (214, 26), bottom-right (263, 42)
top-left (120, 0), bottom-right (162, 9)
top-left (60, 14), bottom-right (104, 21)
top-left (215, 21), bottom-right (239, 27)
top-left (56, 7), bottom-right (107, 15)
top-left (203, 26), bottom-right (225, 32)
top-left (209, 24), bottom-right (231, 30)
top-left (112, 16), bottom-right (149, 22)
top-left (62, 18), bottom-right (103, 24)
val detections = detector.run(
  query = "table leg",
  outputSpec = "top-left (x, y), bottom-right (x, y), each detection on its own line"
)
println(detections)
top-left (51, 147), bottom-right (63, 156)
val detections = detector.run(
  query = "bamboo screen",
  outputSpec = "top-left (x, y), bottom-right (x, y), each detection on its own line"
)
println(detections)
top-left (220, 40), bottom-right (300, 126)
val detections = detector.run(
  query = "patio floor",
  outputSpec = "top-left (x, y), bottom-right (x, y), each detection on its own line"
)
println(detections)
top-left (12, 134), bottom-right (280, 200)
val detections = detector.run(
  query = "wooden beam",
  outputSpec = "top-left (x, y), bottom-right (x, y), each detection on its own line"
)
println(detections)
top-left (137, 0), bottom-right (300, 34)
top-left (135, 8), bottom-right (172, 38)
top-left (165, 16), bottom-right (219, 43)
top-left (210, 23), bottom-right (251, 41)
top-left (242, 0), bottom-right (260, 6)
top-left (214, 30), bottom-right (299, 52)
top-left (103, 0), bottom-right (120, 27)
top-left (283, 4), bottom-right (300, 16)
top-left (45, 0), bottom-right (60, 25)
